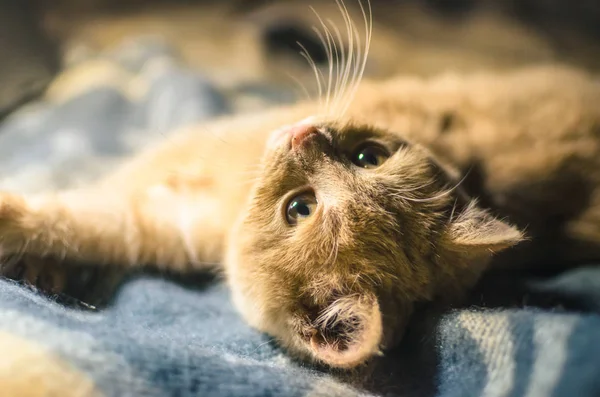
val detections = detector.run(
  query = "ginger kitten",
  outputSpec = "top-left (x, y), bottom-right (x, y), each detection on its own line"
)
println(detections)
top-left (2, 2), bottom-right (600, 370)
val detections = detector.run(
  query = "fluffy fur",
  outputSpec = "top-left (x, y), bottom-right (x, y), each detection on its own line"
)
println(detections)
top-left (1, 65), bottom-right (599, 369)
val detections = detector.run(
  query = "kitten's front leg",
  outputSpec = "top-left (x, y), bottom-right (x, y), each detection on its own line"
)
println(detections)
top-left (0, 187), bottom-right (223, 292)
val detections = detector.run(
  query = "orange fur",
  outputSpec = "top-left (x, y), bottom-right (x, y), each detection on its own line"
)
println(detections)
top-left (1, 66), bottom-right (600, 369)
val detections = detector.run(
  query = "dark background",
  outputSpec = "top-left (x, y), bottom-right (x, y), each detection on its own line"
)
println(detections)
top-left (2, 0), bottom-right (600, 119)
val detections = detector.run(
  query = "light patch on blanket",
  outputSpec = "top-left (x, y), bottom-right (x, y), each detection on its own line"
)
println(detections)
top-left (304, 376), bottom-right (368, 397)
top-left (51, 129), bottom-right (93, 158)
top-left (217, 349), bottom-right (366, 397)
top-left (524, 315), bottom-right (579, 397)
top-left (0, 331), bottom-right (102, 397)
top-left (459, 311), bottom-right (515, 397)
top-left (0, 310), bottom-right (158, 396)
top-left (266, 350), bottom-right (366, 396)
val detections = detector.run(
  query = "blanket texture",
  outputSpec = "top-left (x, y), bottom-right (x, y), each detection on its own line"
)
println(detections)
top-left (0, 38), bottom-right (599, 397)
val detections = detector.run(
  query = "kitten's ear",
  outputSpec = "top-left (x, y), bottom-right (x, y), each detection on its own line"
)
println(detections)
top-left (305, 292), bottom-right (382, 369)
top-left (445, 201), bottom-right (524, 253)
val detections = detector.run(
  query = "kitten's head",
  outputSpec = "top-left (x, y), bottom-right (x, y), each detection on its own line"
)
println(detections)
top-left (226, 118), bottom-right (523, 368)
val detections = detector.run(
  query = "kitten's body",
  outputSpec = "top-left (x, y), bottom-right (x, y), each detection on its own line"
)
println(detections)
top-left (2, 66), bottom-right (600, 368)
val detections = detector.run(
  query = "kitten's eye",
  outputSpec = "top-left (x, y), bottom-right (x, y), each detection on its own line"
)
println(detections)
top-left (352, 144), bottom-right (390, 169)
top-left (286, 192), bottom-right (318, 225)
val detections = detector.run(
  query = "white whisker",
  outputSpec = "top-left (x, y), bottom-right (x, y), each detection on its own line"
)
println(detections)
top-left (310, 7), bottom-right (337, 116)
top-left (448, 198), bottom-right (459, 224)
top-left (297, 0), bottom-right (372, 121)
top-left (310, 28), bottom-right (333, 114)
top-left (297, 42), bottom-right (325, 110)
top-left (340, 0), bottom-right (372, 117)
top-left (335, 0), bottom-right (355, 118)
top-left (326, 19), bottom-right (345, 117)
top-left (402, 172), bottom-right (471, 204)
top-left (286, 72), bottom-right (313, 102)
top-left (388, 179), bottom-right (437, 195)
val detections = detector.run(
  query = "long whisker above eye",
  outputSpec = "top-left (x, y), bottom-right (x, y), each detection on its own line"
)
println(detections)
top-left (339, 0), bottom-right (372, 118)
top-left (297, 42), bottom-right (326, 111)
top-left (325, 18), bottom-right (346, 117)
top-left (334, 0), bottom-right (355, 119)
top-left (296, 0), bottom-right (372, 121)
top-left (401, 170), bottom-right (472, 204)
top-left (310, 7), bottom-right (338, 116)
top-left (387, 179), bottom-right (438, 195)
top-left (286, 72), bottom-right (313, 102)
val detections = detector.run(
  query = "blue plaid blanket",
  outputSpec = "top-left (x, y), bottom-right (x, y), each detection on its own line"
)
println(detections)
top-left (0, 38), bottom-right (598, 397)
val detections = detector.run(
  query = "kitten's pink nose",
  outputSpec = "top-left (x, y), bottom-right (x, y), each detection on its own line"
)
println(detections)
top-left (290, 124), bottom-right (319, 150)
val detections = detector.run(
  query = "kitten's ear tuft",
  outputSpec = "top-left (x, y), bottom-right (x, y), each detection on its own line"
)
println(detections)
top-left (306, 293), bottom-right (382, 369)
top-left (445, 201), bottom-right (524, 253)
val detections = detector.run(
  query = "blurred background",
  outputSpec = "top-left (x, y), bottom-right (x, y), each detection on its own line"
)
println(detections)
top-left (3, 0), bottom-right (600, 118)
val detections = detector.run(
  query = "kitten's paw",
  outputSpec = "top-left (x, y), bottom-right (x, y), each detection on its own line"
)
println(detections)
top-left (1, 256), bottom-right (67, 294)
